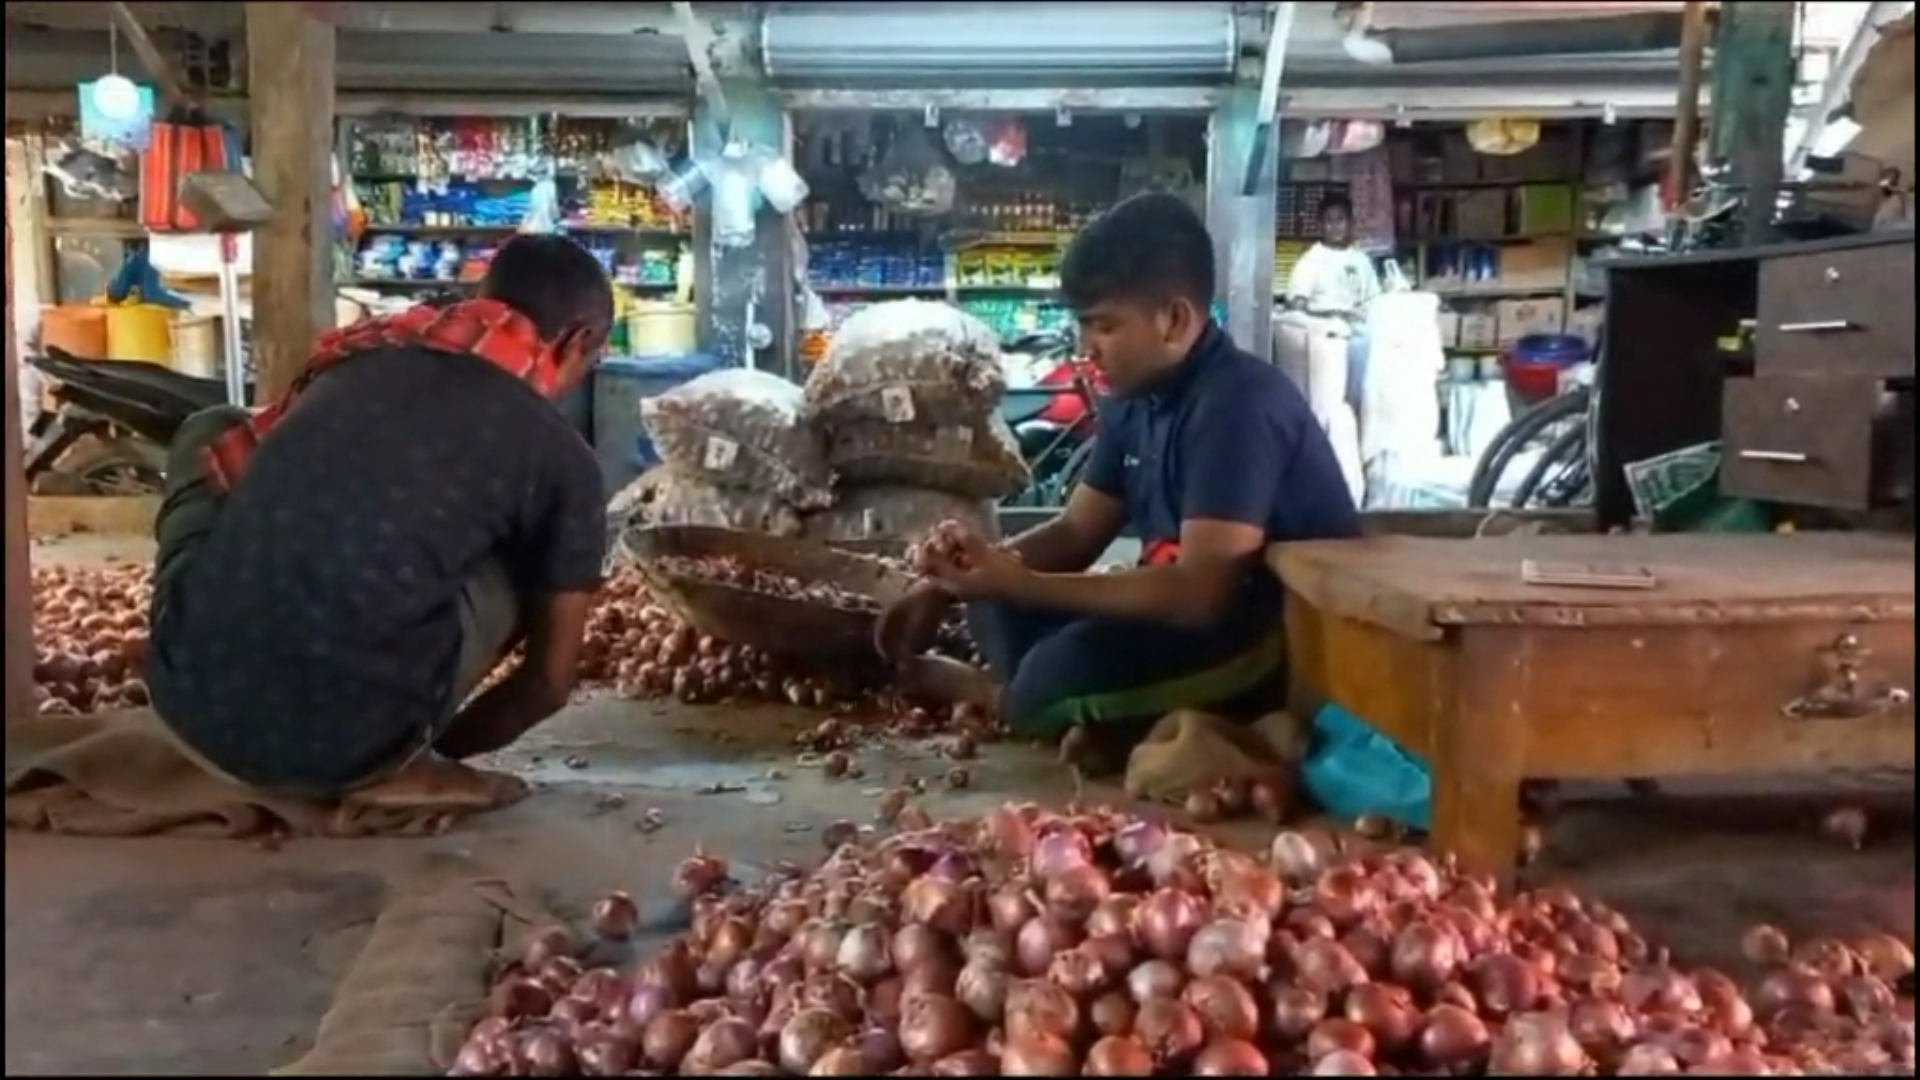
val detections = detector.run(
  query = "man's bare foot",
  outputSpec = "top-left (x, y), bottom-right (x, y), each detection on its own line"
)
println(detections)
top-left (897, 654), bottom-right (1000, 711)
top-left (345, 758), bottom-right (530, 811)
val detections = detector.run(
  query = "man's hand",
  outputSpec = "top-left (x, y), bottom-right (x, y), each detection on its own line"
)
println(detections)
top-left (921, 522), bottom-right (1029, 601)
top-left (875, 581), bottom-right (955, 663)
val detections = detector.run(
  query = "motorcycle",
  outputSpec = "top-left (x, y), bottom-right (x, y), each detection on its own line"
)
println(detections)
top-left (997, 328), bottom-right (1107, 506)
top-left (25, 347), bottom-right (244, 495)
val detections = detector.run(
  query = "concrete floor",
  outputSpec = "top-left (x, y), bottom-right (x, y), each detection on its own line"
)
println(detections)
top-left (5, 534), bottom-right (1914, 1076)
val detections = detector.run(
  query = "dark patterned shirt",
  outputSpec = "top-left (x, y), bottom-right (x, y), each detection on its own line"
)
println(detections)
top-left (146, 347), bottom-right (606, 791)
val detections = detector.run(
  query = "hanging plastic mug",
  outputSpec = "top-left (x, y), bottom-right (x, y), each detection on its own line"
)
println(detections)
top-left (658, 158), bottom-right (710, 215)
top-left (755, 153), bottom-right (810, 216)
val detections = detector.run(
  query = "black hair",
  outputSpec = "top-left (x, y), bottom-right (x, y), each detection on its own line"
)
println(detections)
top-left (480, 235), bottom-right (616, 340)
top-left (1060, 191), bottom-right (1216, 312)
top-left (1319, 193), bottom-right (1354, 218)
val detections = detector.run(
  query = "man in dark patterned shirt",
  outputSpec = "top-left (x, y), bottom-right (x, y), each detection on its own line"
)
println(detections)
top-left (145, 236), bottom-right (613, 807)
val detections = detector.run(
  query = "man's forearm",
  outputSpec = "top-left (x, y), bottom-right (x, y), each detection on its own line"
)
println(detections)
top-left (435, 668), bottom-right (567, 759)
top-left (1003, 517), bottom-right (1102, 574)
top-left (1006, 564), bottom-right (1219, 627)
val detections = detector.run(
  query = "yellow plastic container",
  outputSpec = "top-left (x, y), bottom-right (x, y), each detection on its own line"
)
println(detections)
top-left (40, 305), bottom-right (110, 358)
top-left (627, 302), bottom-right (697, 357)
top-left (104, 303), bottom-right (174, 364)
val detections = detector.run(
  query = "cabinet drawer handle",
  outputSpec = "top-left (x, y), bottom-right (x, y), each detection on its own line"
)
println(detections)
top-left (1739, 449), bottom-right (1812, 464)
top-left (1783, 633), bottom-right (1914, 721)
top-left (1778, 320), bottom-right (1857, 333)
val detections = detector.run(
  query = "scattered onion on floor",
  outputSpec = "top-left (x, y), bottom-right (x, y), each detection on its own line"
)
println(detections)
top-left (446, 804), bottom-right (1918, 1077)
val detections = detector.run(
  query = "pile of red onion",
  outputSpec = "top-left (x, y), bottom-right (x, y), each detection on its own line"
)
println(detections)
top-left (447, 805), bottom-right (1916, 1076)
top-left (32, 564), bottom-right (989, 743)
top-left (31, 564), bottom-right (153, 715)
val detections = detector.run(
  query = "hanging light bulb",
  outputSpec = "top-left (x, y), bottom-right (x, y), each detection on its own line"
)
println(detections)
top-left (90, 72), bottom-right (142, 120)
top-left (92, 23), bottom-right (142, 122)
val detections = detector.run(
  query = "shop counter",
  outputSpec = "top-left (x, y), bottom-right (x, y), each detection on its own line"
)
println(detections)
top-left (1272, 530), bottom-right (1915, 879)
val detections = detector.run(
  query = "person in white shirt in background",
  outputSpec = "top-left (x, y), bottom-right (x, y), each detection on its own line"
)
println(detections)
top-left (1284, 194), bottom-right (1383, 406)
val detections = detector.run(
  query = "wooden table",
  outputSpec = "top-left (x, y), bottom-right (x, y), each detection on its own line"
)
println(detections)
top-left (1273, 531), bottom-right (1916, 876)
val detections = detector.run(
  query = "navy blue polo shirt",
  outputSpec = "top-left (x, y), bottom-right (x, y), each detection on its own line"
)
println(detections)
top-left (1080, 324), bottom-right (1361, 608)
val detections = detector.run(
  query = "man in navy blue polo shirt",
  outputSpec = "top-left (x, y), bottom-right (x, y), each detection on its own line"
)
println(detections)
top-left (876, 192), bottom-right (1361, 750)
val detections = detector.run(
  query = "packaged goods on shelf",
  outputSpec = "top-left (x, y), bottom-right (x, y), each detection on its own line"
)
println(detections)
top-left (640, 368), bottom-right (835, 509)
top-left (808, 239), bottom-right (945, 293)
top-left (957, 297), bottom-right (1072, 342)
top-left (952, 246), bottom-right (1060, 289)
top-left (803, 486), bottom-right (999, 549)
top-left (826, 414), bottom-right (1031, 501)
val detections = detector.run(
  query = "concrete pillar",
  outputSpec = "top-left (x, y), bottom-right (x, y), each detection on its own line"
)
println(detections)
top-left (1205, 85), bottom-right (1279, 361)
top-left (692, 81), bottom-right (798, 376)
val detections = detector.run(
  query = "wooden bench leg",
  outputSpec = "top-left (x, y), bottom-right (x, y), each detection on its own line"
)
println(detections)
top-left (1430, 631), bottom-right (1529, 885)
top-left (1430, 752), bottom-right (1524, 883)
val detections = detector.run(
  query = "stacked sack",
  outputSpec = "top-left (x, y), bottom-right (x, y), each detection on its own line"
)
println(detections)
top-left (801, 300), bottom-right (1031, 551)
top-left (611, 368), bottom-right (833, 551)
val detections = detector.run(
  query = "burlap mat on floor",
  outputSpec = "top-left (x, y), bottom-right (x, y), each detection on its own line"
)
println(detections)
top-left (4, 709), bottom-right (502, 839)
top-left (276, 858), bottom-right (563, 1076)
top-left (1124, 708), bottom-right (1308, 806)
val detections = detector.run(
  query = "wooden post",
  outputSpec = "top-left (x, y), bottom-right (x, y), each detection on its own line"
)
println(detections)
top-left (5, 213), bottom-right (36, 725)
top-left (245, 2), bottom-right (337, 399)
top-left (1666, 0), bottom-right (1712, 207)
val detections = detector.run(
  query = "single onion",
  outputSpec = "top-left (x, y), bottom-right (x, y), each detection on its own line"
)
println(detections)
top-left (1112, 820), bottom-right (1168, 867)
top-left (1269, 831), bottom-right (1325, 885)
top-left (1005, 979), bottom-right (1081, 1045)
top-left (641, 1010), bottom-right (701, 1069)
top-left (778, 1009), bottom-right (853, 1075)
top-left (1084, 1035), bottom-right (1155, 1076)
top-left (1752, 966), bottom-right (1837, 1019)
top-left (1295, 938), bottom-right (1369, 997)
top-left (1344, 983), bottom-right (1419, 1052)
top-left (1306, 1018), bottom-right (1376, 1061)
top-left (898, 994), bottom-right (976, 1063)
top-left (1128, 959), bottom-right (1188, 1005)
top-left (837, 923), bottom-right (894, 983)
top-left (1000, 1032), bottom-right (1077, 1076)
top-left (1741, 924), bottom-right (1793, 967)
top-left (1418, 1002), bottom-right (1490, 1067)
top-left (1029, 828), bottom-right (1093, 883)
top-left (1470, 952), bottom-right (1541, 1017)
top-left (1613, 1044), bottom-right (1682, 1076)
top-left (1187, 919), bottom-right (1267, 981)
top-left (1308, 1049), bottom-right (1377, 1075)
top-left (1267, 984), bottom-right (1327, 1043)
top-left (1134, 888), bottom-right (1205, 961)
top-left (1135, 998), bottom-right (1206, 1064)
top-left (590, 892), bottom-right (640, 941)
top-left (1390, 921), bottom-right (1464, 991)
top-left (1192, 1038), bottom-right (1270, 1076)
top-left (956, 962), bottom-right (1010, 1023)
top-left (1489, 1011), bottom-right (1586, 1076)
top-left (1090, 992), bottom-right (1136, 1037)
top-left (1182, 975), bottom-right (1260, 1042)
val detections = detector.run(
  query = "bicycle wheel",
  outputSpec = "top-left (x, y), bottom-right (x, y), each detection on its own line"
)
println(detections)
top-left (1511, 422), bottom-right (1588, 510)
top-left (1467, 386), bottom-right (1591, 509)
top-left (1052, 437), bottom-right (1100, 500)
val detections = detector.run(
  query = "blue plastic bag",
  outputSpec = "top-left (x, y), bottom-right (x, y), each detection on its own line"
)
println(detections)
top-left (1300, 702), bottom-right (1433, 832)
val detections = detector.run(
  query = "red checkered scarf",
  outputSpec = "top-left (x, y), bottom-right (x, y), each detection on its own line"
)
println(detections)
top-left (202, 298), bottom-right (561, 493)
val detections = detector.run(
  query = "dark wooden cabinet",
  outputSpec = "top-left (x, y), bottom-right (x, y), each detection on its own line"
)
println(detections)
top-left (1599, 230), bottom-right (1915, 525)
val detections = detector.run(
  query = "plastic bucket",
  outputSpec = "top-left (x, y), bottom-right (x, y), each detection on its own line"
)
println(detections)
top-left (41, 305), bottom-right (109, 358)
top-left (105, 303), bottom-right (174, 364)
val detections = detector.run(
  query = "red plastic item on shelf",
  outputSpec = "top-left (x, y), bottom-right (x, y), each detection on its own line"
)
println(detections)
top-left (1502, 356), bottom-right (1565, 406)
